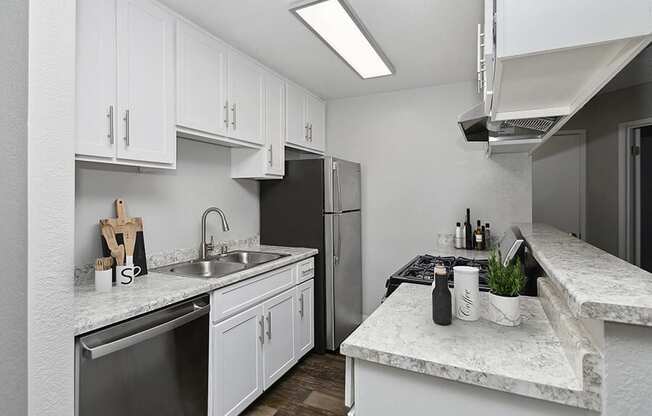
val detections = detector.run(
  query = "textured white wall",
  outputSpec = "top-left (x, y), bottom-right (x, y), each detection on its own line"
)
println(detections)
top-left (0, 0), bottom-right (28, 414)
top-left (27, 0), bottom-right (76, 414)
top-left (603, 322), bottom-right (652, 415)
top-left (75, 138), bottom-right (260, 267)
top-left (326, 82), bottom-right (532, 314)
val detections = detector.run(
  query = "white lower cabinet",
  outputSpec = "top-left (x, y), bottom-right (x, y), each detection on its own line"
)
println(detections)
top-left (212, 304), bottom-right (264, 416)
top-left (262, 288), bottom-right (297, 389)
top-left (295, 279), bottom-right (315, 359)
top-left (210, 259), bottom-right (315, 416)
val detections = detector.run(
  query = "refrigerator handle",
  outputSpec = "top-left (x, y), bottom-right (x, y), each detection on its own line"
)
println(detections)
top-left (334, 162), bottom-right (342, 212)
top-left (338, 214), bottom-right (342, 264)
top-left (334, 214), bottom-right (341, 265)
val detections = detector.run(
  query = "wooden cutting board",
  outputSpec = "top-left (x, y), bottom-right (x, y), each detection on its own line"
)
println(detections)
top-left (99, 199), bottom-right (148, 276)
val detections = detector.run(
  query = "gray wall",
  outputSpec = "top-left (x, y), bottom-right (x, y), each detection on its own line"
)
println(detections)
top-left (564, 82), bottom-right (652, 255)
top-left (326, 82), bottom-right (533, 314)
top-left (76, 138), bottom-right (260, 266)
top-left (0, 0), bottom-right (28, 413)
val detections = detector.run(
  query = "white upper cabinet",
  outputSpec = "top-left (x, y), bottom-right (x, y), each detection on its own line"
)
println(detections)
top-left (227, 51), bottom-right (265, 146)
top-left (285, 82), bottom-right (307, 146)
top-left (76, 0), bottom-right (176, 168)
top-left (176, 19), bottom-right (228, 137)
top-left (485, 0), bottom-right (652, 124)
top-left (76, 0), bottom-right (116, 160)
top-left (285, 82), bottom-right (326, 154)
top-left (231, 70), bottom-right (285, 179)
top-left (116, 0), bottom-right (176, 165)
top-left (306, 94), bottom-right (326, 153)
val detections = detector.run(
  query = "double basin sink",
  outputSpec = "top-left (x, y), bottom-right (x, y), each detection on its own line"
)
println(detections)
top-left (155, 250), bottom-right (289, 279)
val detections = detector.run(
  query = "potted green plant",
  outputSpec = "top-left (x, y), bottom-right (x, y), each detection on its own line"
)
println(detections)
top-left (486, 249), bottom-right (525, 326)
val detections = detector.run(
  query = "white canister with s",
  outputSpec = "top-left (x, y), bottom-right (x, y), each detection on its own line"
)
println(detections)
top-left (453, 266), bottom-right (480, 321)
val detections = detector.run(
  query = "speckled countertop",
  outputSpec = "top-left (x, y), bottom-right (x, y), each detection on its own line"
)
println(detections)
top-left (341, 284), bottom-right (600, 410)
top-left (517, 223), bottom-right (652, 326)
top-left (74, 245), bottom-right (317, 336)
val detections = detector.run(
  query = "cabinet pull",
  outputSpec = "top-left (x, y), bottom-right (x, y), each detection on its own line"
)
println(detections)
top-left (309, 123), bottom-right (313, 142)
top-left (231, 103), bottom-right (237, 130)
top-left (123, 109), bottom-right (130, 146)
top-left (107, 105), bottom-right (114, 144)
top-left (224, 100), bottom-right (229, 128)
top-left (259, 316), bottom-right (265, 345)
top-left (266, 311), bottom-right (271, 340)
top-left (476, 23), bottom-right (485, 94)
top-left (305, 123), bottom-right (309, 140)
top-left (268, 146), bottom-right (273, 166)
top-left (299, 294), bottom-right (304, 318)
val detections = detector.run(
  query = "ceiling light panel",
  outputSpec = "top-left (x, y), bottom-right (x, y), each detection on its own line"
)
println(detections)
top-left (291, 0), bottom-right (394, 79)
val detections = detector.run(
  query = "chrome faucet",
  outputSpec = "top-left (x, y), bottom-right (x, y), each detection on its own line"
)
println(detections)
top-left (200, 207), bottom-right (230, 260)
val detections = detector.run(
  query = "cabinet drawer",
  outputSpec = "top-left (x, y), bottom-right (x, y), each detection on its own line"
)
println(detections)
top-left (296, 257), bottom-right (315, 284)
top-left (212, 265), bottom-right (296, 323)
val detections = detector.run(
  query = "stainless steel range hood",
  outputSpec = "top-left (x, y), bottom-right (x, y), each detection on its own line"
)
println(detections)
top-left (458, 104), bottom-right (561, 143)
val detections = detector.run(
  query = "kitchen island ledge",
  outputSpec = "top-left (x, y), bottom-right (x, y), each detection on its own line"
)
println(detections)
top-left (516, 223), bottom-right (652, 326)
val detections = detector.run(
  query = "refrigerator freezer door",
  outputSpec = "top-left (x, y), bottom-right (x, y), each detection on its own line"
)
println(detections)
top-left (324, 157), bottom-right (361, 213)
top-left (325, 211), bottom-right (362, 350)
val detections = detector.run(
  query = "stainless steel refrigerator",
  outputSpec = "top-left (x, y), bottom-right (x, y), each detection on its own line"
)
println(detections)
top-left (260, 157), bottom-right (362, 352)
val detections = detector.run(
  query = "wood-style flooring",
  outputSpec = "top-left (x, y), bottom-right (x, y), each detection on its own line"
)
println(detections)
top-left (242, 352), bottom-right (347, 416)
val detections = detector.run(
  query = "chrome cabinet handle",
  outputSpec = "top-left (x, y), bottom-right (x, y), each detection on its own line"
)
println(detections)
top-left (309, 123), bottom-right (313, 142)
top-left (107, 105), bottom-right (114, 144)
top-left (477, 23), bottom-right (486, 94)
top-left (224, 100), bottom-right (229, 128)
top-left (305, 123), bottom-right (309, 141)
top-left (231, 103), bottom-right (237, 130)
top-left (299, 293), bottom-right (304, 318)
top-left (266, 311), bottom-right (272, 340)
top-left (268, 146), bottom-right (273, 166)
top-left (123, 109), bottom-right (130, 146)
top-left (259, 316), bottom-right (265, 345)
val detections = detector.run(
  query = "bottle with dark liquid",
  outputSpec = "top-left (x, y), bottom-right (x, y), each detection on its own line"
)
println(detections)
top-left (475, 220), bottom-right (484, 250)
top-left (432, 264), bottom-right (452, 325)
top-left (465, 209), bottom-right (473, 249)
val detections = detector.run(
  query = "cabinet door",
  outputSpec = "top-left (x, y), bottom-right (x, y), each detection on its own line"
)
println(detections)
top-left (212, 304), bottom-right (264, 416)
top-left (285, 82), bottom-right (307, 146)
top-left (116, 0), bottom-right (175, 164)
top-left (228, 51), bottom-right (264, 145)
top-left (295, 279), bottom-right (314, 359)
top-left (76, 0), bottom-right (116, 159)
top-left (264, 72), bottom-right (285, 176)
top-left (262, 288), bottom-right (296, 389)
top-left (306, 95), bottom-right (326, 153)
top-left (177, 20), bottom-right (227, 136)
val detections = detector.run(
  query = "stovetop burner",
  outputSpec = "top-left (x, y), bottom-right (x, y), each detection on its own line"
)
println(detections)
top-left (384, 254), bottom-right (490, 298)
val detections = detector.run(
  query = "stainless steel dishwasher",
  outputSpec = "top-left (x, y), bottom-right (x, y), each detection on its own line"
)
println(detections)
top-left (75, 295), bottom-right (210, 416)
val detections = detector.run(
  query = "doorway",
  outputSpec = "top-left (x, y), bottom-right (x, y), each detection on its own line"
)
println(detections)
top-left (532, 130), bottom-right (587, 239)
top-left (619, 119), bottom-right (652, 271)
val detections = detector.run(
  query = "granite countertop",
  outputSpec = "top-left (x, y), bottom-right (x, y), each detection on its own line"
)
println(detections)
top-left (341, 284), bottom-right (600, 411)
top-left (429, 243), bottom-right (491, 259)
top-left (517, 223), bottom-right (652, 326)
top-left (74, 245), bottom-right (317, 336)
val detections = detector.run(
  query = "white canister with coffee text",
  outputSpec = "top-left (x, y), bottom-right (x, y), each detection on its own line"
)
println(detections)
top-left (453, 266), bottom-right (480, 321)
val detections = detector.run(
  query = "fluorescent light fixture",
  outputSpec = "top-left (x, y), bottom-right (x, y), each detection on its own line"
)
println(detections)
top-left (290, 0), bottom-right (395, 79)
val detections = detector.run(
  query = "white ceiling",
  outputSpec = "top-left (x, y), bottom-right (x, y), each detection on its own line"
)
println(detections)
top-left (601, 45), bottom-right (652, 94)
top-left (159, 0), bottom-right (483, 99)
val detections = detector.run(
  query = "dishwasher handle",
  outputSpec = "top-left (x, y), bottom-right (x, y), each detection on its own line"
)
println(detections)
top-left (79, 297), bottom-right (210, 360)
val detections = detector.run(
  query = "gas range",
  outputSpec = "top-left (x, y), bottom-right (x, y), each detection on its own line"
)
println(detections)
top-left (384, 254), bottom-right (489, 298)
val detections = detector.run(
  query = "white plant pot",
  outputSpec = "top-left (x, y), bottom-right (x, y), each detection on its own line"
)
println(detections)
top-left (487, 293), bottom-right (521, 327)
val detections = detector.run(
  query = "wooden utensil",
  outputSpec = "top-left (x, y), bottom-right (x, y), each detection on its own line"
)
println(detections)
top-left (123, 221), bottom-right (138, 258)
top-left (113, 245), bottom-right (125, 266)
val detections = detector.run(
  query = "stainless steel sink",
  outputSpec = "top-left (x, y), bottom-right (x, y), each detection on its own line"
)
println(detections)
top-left (215, 250), bottom-right (287, 265)
top-left (154, 250), bottom-right (289, 279)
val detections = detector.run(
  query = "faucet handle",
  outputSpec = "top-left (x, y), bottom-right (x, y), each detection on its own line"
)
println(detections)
top-left (207, 235), bottom-right (215, 251)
